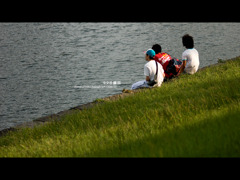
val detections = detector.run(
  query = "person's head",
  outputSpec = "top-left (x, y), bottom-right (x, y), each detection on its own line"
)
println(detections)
top-left (144, 49), bottom-right (155, 61)
top-left (182, 34), bottom-right (194, 48)
top-left (152, 44), bottom-right (162, 54)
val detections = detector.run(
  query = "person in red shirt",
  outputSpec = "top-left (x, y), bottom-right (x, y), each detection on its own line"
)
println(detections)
top-left (152, 44), bottom-right (173, 79)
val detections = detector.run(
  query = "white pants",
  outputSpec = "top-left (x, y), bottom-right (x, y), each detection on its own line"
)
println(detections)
top-left (131, 80), bottom-right (150, 90)
top-left (185, 66), bottom-right (199, 75)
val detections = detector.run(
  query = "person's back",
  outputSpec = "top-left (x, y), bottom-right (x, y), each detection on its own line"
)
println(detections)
top-left (180, 34), bottom-right (200, 74)
top-left (152, 44), bottom-right (174, 78)
top-left (144, 59), bottom-right (164, 87)
top-left (154, 52), bottom-right (172, 70)
top-left (182, 48), bottom-right (199, 74)
top-left (131, 49), bottom-right (165, 90)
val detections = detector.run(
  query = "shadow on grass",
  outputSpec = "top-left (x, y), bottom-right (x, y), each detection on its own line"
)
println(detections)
top-left (87, 106), bottom-right (240, 157)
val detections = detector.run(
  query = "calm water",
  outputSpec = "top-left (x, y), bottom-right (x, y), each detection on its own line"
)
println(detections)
top-left (0, 23), bottom-right (240, 130)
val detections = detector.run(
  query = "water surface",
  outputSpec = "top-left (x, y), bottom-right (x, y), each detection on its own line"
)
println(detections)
top-left (0, 23), bottom-right (240, 130)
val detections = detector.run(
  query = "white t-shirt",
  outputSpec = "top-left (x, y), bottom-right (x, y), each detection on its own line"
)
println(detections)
top-left (182, 48), bottom-right (199, 74)
top-left (144, 60), bottom-right (164, 86)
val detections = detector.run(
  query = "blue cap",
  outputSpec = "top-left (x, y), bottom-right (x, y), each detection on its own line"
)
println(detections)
top-left (144, 49), bottom-right (156, 58)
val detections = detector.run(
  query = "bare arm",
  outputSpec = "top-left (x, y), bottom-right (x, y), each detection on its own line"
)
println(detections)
top-left (180, 60), bottom-right (186, 73)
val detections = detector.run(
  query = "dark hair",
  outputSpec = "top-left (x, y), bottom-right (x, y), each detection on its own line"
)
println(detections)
top-left (152, 44), bottom-right (162, 54)
top-left (182, 34), bottom-right (194, 48)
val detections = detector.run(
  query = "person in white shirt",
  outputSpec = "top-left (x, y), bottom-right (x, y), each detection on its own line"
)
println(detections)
top-left (179, 34), bottom-right (200, 74)
top-left (131, 49), bottom-right (165, 90)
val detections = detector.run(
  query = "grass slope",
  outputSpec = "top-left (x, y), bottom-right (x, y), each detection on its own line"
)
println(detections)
top-left (0, 57), bottom-right (240, 157)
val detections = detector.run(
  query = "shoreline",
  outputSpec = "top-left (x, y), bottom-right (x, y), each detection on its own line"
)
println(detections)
top-left (0, 86), bottom-right (141, 136)
top-left (0, 57), bottom-right (238, 137)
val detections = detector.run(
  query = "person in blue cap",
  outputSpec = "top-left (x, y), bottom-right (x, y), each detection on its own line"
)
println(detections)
top-left (131, 49), bottom-right (165, 90)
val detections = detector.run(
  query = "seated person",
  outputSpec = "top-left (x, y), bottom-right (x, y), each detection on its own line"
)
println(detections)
top-left (179, 34), bottom-right (200, 74)
top-left (152, 44), bottom-right (182, 80)
top-left (131, 49), bottom-right (165, 90)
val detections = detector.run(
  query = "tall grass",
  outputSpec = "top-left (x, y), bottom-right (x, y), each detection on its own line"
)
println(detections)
top-left (0, 57), bottom-right (239, 157)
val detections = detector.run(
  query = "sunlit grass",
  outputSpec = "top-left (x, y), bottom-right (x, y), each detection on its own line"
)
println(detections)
top-left (0, 57), bottom-right (239, 157)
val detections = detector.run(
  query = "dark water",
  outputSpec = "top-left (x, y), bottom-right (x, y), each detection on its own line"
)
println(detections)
top-left (0, 23), bottom-right (240, 130)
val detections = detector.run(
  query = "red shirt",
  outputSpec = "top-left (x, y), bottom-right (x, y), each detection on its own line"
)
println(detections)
top-left (154, 52), bottom-right (172, 77)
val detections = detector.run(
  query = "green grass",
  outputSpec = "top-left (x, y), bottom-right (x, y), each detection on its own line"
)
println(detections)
top-left (0, 57), bottom-right (240, 157)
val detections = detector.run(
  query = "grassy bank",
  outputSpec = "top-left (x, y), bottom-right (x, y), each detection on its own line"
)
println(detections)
top-left (0, 57), bottom-right (240, 157)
